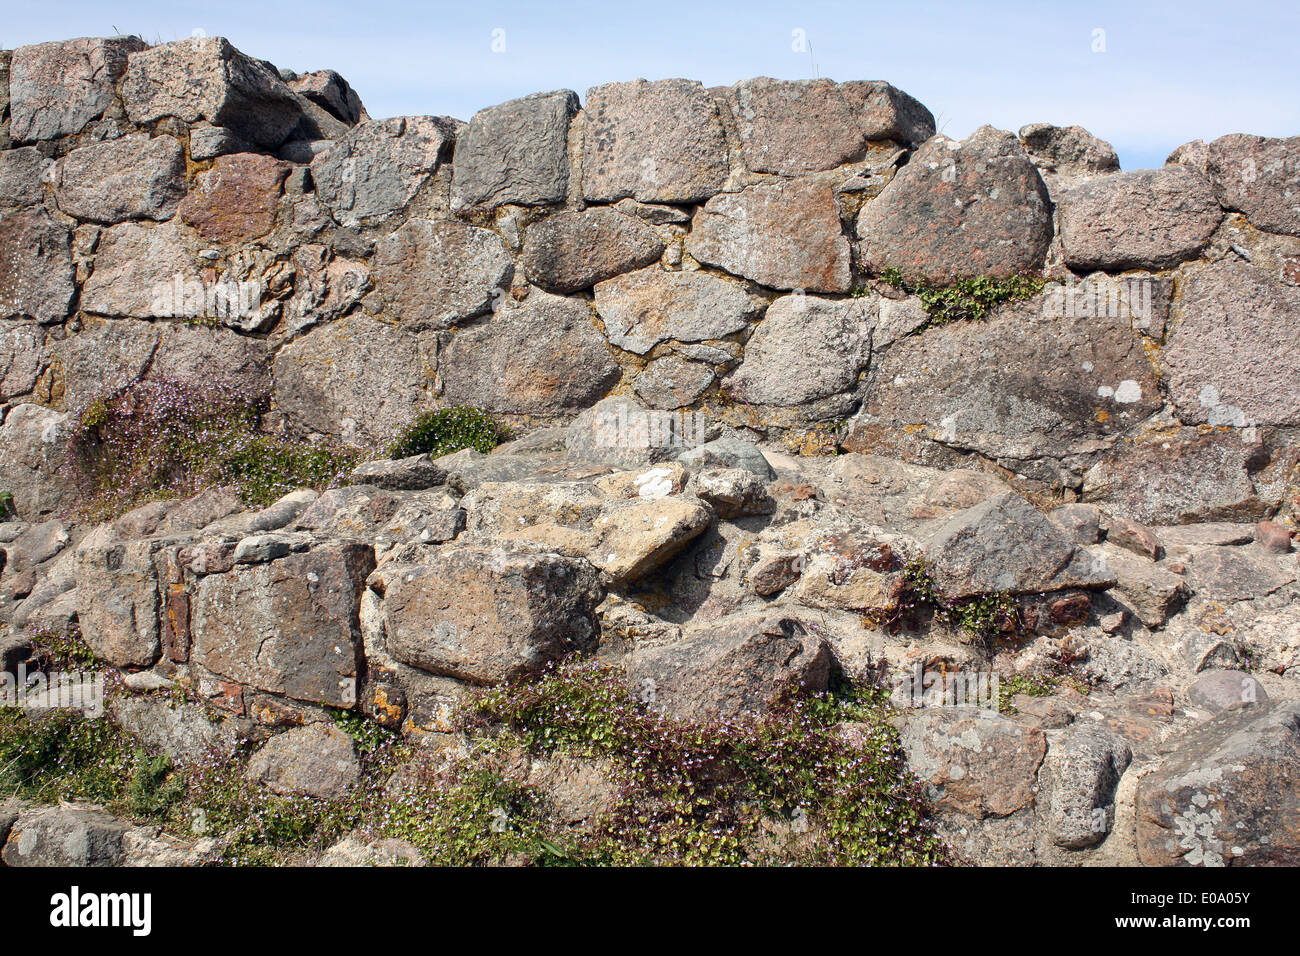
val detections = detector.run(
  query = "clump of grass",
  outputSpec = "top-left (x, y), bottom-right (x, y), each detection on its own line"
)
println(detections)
top-left (62, 375), bottom-right (361, 519)
top-left (26, 625), bottom-right (97, 671)
top-left (387, 406), bottom-right (508, 460)
top-left (0, 709), bottom-right (152, 806)
top-left (879, 268), bottom-right (1045, 326)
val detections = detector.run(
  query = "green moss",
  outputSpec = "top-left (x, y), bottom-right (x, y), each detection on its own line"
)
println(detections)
top-left (387, 406), bottom-right (508, 460)
top-left (865, 558), bottom-right (1020, 639)
top-left (879, 269), bottom-right (1045, 327)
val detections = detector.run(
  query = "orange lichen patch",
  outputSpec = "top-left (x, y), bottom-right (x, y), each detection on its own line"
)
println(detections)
top-left (1095, 408), bottom-right (1110, 423)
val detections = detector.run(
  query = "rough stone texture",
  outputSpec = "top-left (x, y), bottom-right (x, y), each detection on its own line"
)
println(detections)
top-left (1181, 547), bottom-right (1295, 603)
top-left (190, 541), bottom-right (375, 707)
top-left (122, 37), bottom-right (303, 148)
top-left (1207, 134), bottom-right (1300, 236)
top-left (438, 289), bottom-right (620, 415)
top-left (1044, 727), bottom-right (1132, 848)
top-left (593, 265), bottom-right (763, 355)
top-left (1017, 122), bottom-right (1119, 199)
top-left (0, 208), bottom-right (75, 324)
top-left (1099, 545), bottom-right (1189, 629)
top-left (312, 116), bottom-right (459, 225)
top-left (451, 90), bottom-right (577, 211)
top-left (379, 547), bottom-right (603, 683)
top-left (687, 179), bottom-right (852, 292)
top-left (75, 533), bottom-right (171, 668)
top-left (1050, 504), bottom-right (1103, 545)
top-left (1164, 262), bottom-right (1300, 427)
top-left (726, 77), bottom-right (934, 175)
top-left (583, 79), bottom-right (728, 204)
top-left (0, 404), bottom-right (72, 519)
top-left (897, 709), bottom-right (1047, 818)
top-left (245, 724), bottom-right (361, 799)
top-left (319, 835), bottom-right (426, 867)
top-left (0, 324), bottom-right (46, 403)
top-left (53, 134), bottom-right (187, 224)
top-left (372, 218), bottom-right (512, 329)
top-left (108, 696), bottom-right (247, 763)
top-left (1083, 432), bottom-right (1297, 525)
top-left (589, 495), bottom-right (714, 581)
top-left (0, 147), bottom-right (47, 213)
top-left (626, 612), bottom-right (833, 722)
top-left (1137, 700), bottom-right (1300, 866)
top-left (676, 436), bottom-right (774, 478)
top-left (1057, 166), bottom-right (1222, 271)
top-left (79, 220), bottom-right (200, 318)
top-left (178, 152), bottom-right (290, 242)
top-left (1, 805), bottom-right (130, 867)
top-left (348, 455), bottom-right (445, 491)
top-left (723, 294), bottom-right (872, 406)
top-left (852, 299), bottom-right (1161, 467)
top-left (9, 36), bottom-right (146, 141)
top-left (856, 126), bottom-right (1052, 284)
top-left (632, 356), bottom-right (715, 409)
top-left (1187, 670), bottom-right (1269, 713)
top-left (921, 492), bottom-right (1115, 599)
top-left (272, 315), bottom-right (436, 445)
top-left (522, 208), bottom-right (664, 294)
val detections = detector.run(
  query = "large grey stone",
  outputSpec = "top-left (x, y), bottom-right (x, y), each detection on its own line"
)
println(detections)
top-left (921, 491), bottom-right (1115, 599)
top-left (190, 540), bottom-right (374, 707)
top-left (75, 533), bottom-right (173, 668)
top-left (121, 37), bottom-right (303, 148)
top-left (1057, 166), bottom-right (1222, 271)
top-left (79, 220), bottom-right (200, 318)
top-left (1207, 134), bottom-right (1300, 237)
top-left (312, 116), bottom-right (459, 225)
top-left (723, 293), bottom-right (872, 406)
top-left (857, 126), bottom-right (1052, 284)
top-left (850, 298), bottom-right (1161, 467)
top-left (378, 546), bottom-right (604, 683)
top-left (0, 209), bottom-right (74, 324)
top-left (53, 133), bottom-right (186, 224)
top-left (726, 77), bottom-right (934, 175)
top-left (9, 36), bottom-right (146, 141)
top-left (632, 356), bottom-right (715, 409)
top-left (1044, 726), bottom-right (1132, 848)
top-left (372, 218), bottom-right (512, 329)
top-left (0, 404), bottom-right (71, 520)
top-left (521, 208), bottom-right (664, 294)
top-left (1164, 262), bottom-right (1300, 427)
top-left (626, 611), bottom-right (833, 722)
top-left (593, 265), bottom-right (762, 355)
top-left (0, 147), bottom-right (49, 214)
top-left (439, 289), bottom-right (620, 415)
top-left (1, 805), bottom-right (130, 867)
top-left (1017, 122), bottom-right (1119, 195)
top-left (451, 90), bottom-right (578, 211)
top-left (245, 724), bottom-right (360, 799)
top-left (0, 323), bottom-right (46, 402)
top-left (687, 178), bottom-right (852, 292)
top-left (272, 315), bottom-right (436, 445)
top-left (582, 78), bottom-right (728, 204)
top-left (1137, 700), bottom-right (1300, 865)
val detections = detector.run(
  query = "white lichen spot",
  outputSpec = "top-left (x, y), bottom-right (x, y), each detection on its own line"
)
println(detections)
top-left (1114, 379), bottom-right (1142, 403)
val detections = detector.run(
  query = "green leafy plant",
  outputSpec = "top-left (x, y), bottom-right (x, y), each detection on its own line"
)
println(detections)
top-left (387, 406), bottom-right (508, 460)
top-left (878, 269), bottom-right (1045, 327)
top-left (0, 491), bottom-right (14, 520)
top-left (864, 558), bottom-right (1021, 639)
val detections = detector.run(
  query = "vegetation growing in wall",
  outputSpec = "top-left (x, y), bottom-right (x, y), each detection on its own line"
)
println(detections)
top-left (878, 268), bottom-right (1045, 326)
top-left (863, 558), bottom-right (1021, 639)
top-left (387, 406), bottom-right (509, 460)
top-left (62, 376), bottom-right (361, 519)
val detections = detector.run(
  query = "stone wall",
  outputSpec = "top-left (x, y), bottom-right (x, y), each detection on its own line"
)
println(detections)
top-left (3, 35), bottom-right (1294, 526)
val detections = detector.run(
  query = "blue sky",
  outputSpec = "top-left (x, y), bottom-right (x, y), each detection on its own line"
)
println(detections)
top-left (5, 1), bottom-right (1297, 170)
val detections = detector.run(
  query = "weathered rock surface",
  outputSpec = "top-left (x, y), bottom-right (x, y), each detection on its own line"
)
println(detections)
top-left (451, 90), bottom-right (577, 211)
top-left (723, 294), bottom-right (871, 406)
top-left (522, 208), bottom-right (664, 294)
top-left (122, 37), bottom-right (304, 148)
top-left (0, 404), bottom-right (71, 519)
top-left (593, 265), bottom-right (762, 355)
top-left (245, 724), bottom-right (361, 799)
top-left (1057, 166), bottom-right (1222, 271)
top-left (726, 77), bottom-right (934, 175)
top-left (857, 126), bottom-right (1053, 284)
top-left (921, 492), bottom-right (1115, 598)
top-left (0, 209), bottom-right (75, 324)
top-left (1017, 122), bottom-right (1119, 194)
top-left (439, 289), bottom-right (620, 415)
top-left (378, 546), bottom-right (603, 683)
top-left (178, 152), bottom-right (290, 242)
top-left (1207, 134), bottom-right (1300, 236)
top-left (1137, 701), bottom-right (1300, 865)
top-left (53, 134), bottom-right (187, 224)
top-left (583, 79), bottom-right (728, 204)
top-left (688, 179), bottom-right (852, 292)
top-left (626, 612), bottom-right (833, 722)
top-left (9, 36), bottom-right (146, 142)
